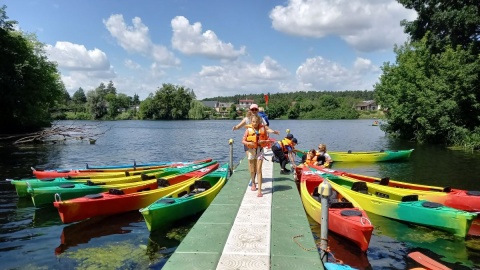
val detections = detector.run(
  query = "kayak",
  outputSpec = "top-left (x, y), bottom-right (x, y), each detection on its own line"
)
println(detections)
top-left (310, 167), bottom-right (476, 237)
top-left (312, 165), bottom-right (480, 212)
top-left (9, 159), bottom-right (212, 197)
top-left (297, 149), bottom-right (414, 162)
top-left (32, 163), bottom-right (177, 179)
top-left (28, 161), bottom-right (216, 207)
top-left (299, 166), bottom-right (373, 252)
top-left (53, 163), bottom-right (220, 223)
top-left (32, 159), bottom-right (212, 179)
top-left (35, 160), bottom-right (176, 172)
top-left (329, 149), bottom-right (414, 162)
top-left (140, 163), bottom-right (229, 231)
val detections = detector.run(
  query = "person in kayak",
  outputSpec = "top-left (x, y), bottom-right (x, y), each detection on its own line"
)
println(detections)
top-left (271, 134), bottom-right (298, 175)
top-left (241, 115), bottom-right (270, 197)
top-left (317, 144), bottom-right (333, 167)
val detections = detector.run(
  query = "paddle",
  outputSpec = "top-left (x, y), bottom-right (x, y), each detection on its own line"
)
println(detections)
top-left (408, 251), bottom-right (451, 270)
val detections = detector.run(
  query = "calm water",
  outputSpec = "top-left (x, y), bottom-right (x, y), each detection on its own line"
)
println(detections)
top-left (1, 120), bottom-right (480, 269)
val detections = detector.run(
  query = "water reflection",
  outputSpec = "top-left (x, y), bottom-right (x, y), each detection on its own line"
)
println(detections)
top-left (368, 212), bottom-right (475, 268)
top-left (55, 211), bottom-right (143, 255)
top-left (308, 217), bottom-right (372, 270)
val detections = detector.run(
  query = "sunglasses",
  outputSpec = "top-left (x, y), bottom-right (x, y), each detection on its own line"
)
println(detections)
top-left (250, 108), bottom-right (258, 111)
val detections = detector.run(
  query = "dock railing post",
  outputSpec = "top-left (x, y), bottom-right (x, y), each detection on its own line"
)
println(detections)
top-left (319, 179), bottom-right (332, 263)
top-left (229, 139), bottom-right (234, 176)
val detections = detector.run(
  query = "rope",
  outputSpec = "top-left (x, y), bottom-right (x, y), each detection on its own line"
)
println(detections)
top-left (292, 234), bottom-right (344, 264)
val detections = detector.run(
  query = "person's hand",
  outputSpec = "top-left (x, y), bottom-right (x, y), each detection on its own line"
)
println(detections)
top-left (274, 130), bottom-right (280, 135)
top-left (232, 126), bottom-right (237, 131)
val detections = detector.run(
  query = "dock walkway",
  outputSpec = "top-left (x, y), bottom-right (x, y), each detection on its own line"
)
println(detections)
top-left (162, 150), bottom-right (324, 270)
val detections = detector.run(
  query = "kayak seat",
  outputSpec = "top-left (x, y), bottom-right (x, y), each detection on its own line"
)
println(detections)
top-left (373, 177), bottom-right (390, 185)
top-left (60, 184), bottom-right (75, 188)
top-left (466, 190), bottom-right (480, 196)
top-left (351, 182), bottom-right (368, 194)
top-left (340, 209), bottom-right (362, 216)
top-left (141, 174), bottom-right (155, 181)
top-left (157, 178), bottom-right (170, 187)
top-left (40, 178), bottom-right (55, 182)
top-left (86, 180), bottom-right (106, 186)
top-left (330, 202), bottom-right (354, 209)
top-left (347, 150), bottom-right (352, 154)
top-left (85, 193), bottom-right (103, 199)
top-left (125, 171), bottom-right (130, 177)
top-left (401, 194), bottom-right (418, 202)
top-left (193, 180), bottom-right (212, 193)
top-left (57, 170), bottom-right (70, 173)
top-left (157, 198), bottom-right (175, 204)
top-left (422, 201), bottom-right (442, 208)
top-left (443, 186), bottom-right (452, 192)
top-left (109, 188), bottom-right (125, 195)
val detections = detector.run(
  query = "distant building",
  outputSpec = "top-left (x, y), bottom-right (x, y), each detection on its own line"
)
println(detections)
top-left (355, 100), bottom-right (380, 111)
top-left (237, 99), bottom-right (254, 110)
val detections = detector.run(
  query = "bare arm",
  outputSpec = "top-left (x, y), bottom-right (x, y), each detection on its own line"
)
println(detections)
top-left (265, 126), bottom-right (280, 135)
top-left (232, 118), bottom-right (247, 131)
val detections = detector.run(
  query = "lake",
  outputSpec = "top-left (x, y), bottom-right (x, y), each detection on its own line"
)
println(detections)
top-left (1, 119), bottom-right (479, 269)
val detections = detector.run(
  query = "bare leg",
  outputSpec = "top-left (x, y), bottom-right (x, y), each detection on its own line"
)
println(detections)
top-left (256, 159), bottom-right (263, 195)
top-left (249, 159), bottom-right (257, 190)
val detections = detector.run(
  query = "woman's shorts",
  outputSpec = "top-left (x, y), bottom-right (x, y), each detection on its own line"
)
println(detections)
top-left (246, 147), bottom-right (264, 160)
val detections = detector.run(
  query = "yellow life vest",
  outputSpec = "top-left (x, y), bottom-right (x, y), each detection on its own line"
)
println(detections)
top-left (279, 138), bottom-right (294, 152)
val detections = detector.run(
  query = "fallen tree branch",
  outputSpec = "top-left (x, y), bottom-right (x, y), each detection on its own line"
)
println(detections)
top-left (0, 122), bottom-right (110, 145)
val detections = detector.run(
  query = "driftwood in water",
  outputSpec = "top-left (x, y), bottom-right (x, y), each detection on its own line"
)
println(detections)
top-left (0, 123), bottom-right (110, 145)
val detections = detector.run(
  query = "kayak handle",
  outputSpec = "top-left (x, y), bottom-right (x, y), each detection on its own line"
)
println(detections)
top-left (360, 216), bottom-right (372, 225)
top-left (54, 193), bottom-right (62, 202)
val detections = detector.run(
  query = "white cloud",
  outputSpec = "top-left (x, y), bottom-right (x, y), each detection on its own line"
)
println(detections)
top-left (124, 59), bottom-right (140, 69)
top-left (45, 41), bottom-right (110, 70)
top-left (171, 16), bottom-right (246, 60)
top-left (182, 57), bottom-right (290, 99)
top-left (104, 14), bottom-right (180, 66)
top-left (296, 56), bottom-right (380, 91)
top-left (270, 0), bottom-right (416, 52)
top-left (44, 41), bottom-right (117, 95)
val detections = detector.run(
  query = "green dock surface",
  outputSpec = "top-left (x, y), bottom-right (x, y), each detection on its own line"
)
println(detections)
top-left (162, 152), bottom-right (324, 270)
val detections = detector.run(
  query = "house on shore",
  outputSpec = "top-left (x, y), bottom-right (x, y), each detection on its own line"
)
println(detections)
top-left (355, 100), bottom-right (380, 111)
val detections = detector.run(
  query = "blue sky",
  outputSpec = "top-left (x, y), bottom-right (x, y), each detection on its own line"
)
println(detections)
top-left (3, 0), bottom-right (416, 100)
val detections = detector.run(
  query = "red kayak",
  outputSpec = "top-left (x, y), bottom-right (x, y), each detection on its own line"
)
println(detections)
top-left (299, 166), bottom-right (374, 252)
top-left (54, 162), bottom-right (219, 223)
top-left (32, 159), bottom-right (211, 179)
top-left (311, 165), bottom-right (480, 212)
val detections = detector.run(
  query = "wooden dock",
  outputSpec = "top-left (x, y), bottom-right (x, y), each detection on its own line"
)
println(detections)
top-left (162, 150), bottom-right (324, 270)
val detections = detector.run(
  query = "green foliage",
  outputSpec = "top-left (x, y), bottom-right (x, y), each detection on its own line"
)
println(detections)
top-left (375, 1), bottom-right (480, 148)
top-left (72, 87), bottom-right (87, 104)
top-left (188, 100), bottom-right (208, 120)
top-left (0, 6), bottom-right (65, 133)
top-left (375, 39), bottom-right (480, 144)
top-left (399, 0), bottom-right (480, 54)
top-left (139, 84), bottom-right (193, 120)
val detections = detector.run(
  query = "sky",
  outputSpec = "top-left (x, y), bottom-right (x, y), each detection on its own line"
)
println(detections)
top-left (3, 0), bottom-right (417, 100)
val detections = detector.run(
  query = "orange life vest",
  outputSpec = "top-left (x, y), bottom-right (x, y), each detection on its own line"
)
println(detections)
top-left (245, 125), bottom-right (269, 148)
top-left (304, 154), bottom-right (317, 165)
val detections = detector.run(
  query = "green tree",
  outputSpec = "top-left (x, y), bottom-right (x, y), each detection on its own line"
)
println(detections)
top-left (132, 93), bottom-right (140, 105)
top-left (142, 84), bottom-right (193, 120)
top-left (0, 5), bottom-right (65, 133)
top-left (398, 0), bottom-right (480, 54)
top-left (72, 87), bottom-right (87, 104)
top-left (375, 39), bottom-right (480, 144)
top-left (188, 100), bottom-right (208, 120)
top-left (106, 80), bottom-right (117, 95)
top-left (374, 1), bottom-right (480, 147)
top-left (86, 89), bottom-right (108, 119)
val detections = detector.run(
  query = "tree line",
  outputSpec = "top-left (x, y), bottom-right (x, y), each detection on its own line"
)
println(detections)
top-left (374, 0), bottom-right (480, 150)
